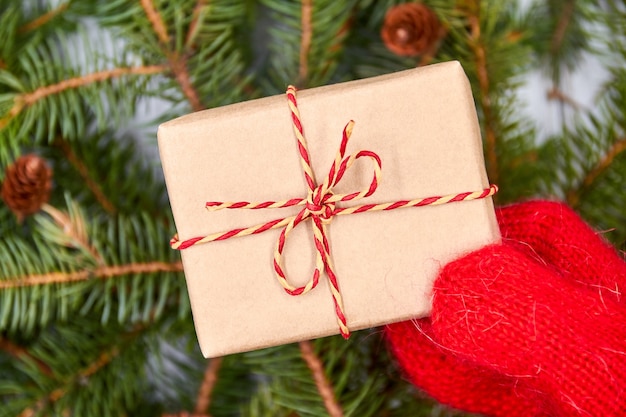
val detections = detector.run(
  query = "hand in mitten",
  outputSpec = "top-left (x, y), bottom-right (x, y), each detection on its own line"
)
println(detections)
top-left (386, 201), bottom-right (626, 417)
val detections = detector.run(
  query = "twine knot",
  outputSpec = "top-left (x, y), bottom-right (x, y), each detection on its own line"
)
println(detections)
top-left (307, 186), bottom-right (336, 223)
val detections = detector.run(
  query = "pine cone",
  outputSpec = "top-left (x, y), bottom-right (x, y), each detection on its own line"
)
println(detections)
top-left (2, 154), bottom-right (52, 221)
top-left (381, 3), bottom-right (442, 56)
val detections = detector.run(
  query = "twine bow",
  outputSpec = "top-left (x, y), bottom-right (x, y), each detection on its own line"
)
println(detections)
top-left (171, 85), bottom-right (498, 338)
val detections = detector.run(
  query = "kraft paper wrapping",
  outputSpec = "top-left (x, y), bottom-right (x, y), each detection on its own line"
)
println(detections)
top-left (158, 61), bottom-right (500, 358)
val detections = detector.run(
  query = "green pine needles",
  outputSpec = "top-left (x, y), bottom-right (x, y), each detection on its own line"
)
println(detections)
top-left (0, 0), bottom-right (625, 416)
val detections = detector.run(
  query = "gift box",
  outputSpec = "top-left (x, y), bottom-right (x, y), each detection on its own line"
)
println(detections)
top-left (158, 61), bottom-right (500, 358)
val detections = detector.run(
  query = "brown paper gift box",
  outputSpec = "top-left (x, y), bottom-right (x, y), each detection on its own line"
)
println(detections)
top-left (158, 61), bottom-right (501, 358)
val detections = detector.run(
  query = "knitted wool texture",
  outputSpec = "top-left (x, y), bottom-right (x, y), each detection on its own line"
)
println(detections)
top-left (386, 201), bottom-right (626, 417)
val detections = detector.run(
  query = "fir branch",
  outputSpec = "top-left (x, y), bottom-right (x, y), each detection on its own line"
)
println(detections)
top-left (194, 357), bottom-right (223, 415)
top-left (466, 5), bottom-right (499, 185)
top-left (19, 2), bottom-right (70, 34)
top-left (0, 337), bottom-right (52, 377)
top-left (567, 136), bottom-right (626, 207)
top-left (298, 0), bottom-right (313, 86)
top-left (139, 0), bottom-right (204, 111)
top-left (21, 65), bottom-right (165, 103)
top-left (140, 0), bottom-right (170, 45)
top-left (54, 139), bottom-right (117, 215)
top-left (550, 0), bottom-right (576, 55)
top-left (169, 54), bottom-right (204, 112)
top-left (0, 65), bottom-right (167, 130)
top-left (17, 346), bottom-right (120, 417)
top-left (0, 261), bottom-right (183, 289)
top-left (299, 340), bottom-right (344, 417)
top-left (41, 203), bottom-right (104, 265)
top-left (186, 0), bottom-right (208, 49)
top-left (547, 86), bottom-right (582, 110)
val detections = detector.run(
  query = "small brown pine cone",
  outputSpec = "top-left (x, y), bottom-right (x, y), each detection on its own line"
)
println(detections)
top-left (2, 154), bottom-right (52, 221)
top-left (381, 3), bottom-right (442, 57)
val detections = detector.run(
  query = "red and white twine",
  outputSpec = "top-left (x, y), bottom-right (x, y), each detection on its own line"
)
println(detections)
top-left (171, 85), bottom-right (498, 338)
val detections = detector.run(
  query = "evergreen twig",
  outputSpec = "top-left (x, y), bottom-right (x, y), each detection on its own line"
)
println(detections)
top-left (169, 54), bottom-right (203, 112)
top-left (0, 338), bottom-right (53, 377)
top-left (17, 346), bottom-right (120, 417)
top-left (299, 340), bottom-right (344, 417)
top-left (547, 87), bottom-right (582, 110)
top-left (193, 357), bottom-right (223, 416)
top-left (465, 3), bottom-right (499, 185)
top-left (298, 0), bottom-right (313, 87)
top-left (0, 65), bottom-right (167, 129)
top-left (567, 137), bottom-right (626, 207)
top-left (186, 0), bottom-right (208, 49)
top-left (139, 0), bottom-right (204, 111)
top-left (54, 139), bottom-right (117, 215)
top-left (0, 261), bottom-right (183, 289)
top-left (19, 2), bottom-right (69, 34)
top-left (550, 0), bottom-right (576, 54)
top-left (41, 203), bottom-right (103, 265)
top-left (139, 0), bottom-right (170, 44)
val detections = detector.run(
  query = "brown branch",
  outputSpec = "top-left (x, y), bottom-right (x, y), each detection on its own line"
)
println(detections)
top-left (18, 347), bottom-right (120, 417)
top-left (41, 204), bottom-right (104, 265)
top-left (186, 0), bottom-right (209, 49)
top-left (0, 338), bottom-right (53, 376)
top-left (466, 5), bottom-right (499, 185)
top-left (551, 0), bottom-right (576, 54)
top-left (194, 357), bottom-right (223, 415)
top-left (19, 2), bottom-right (69, 34)
top-left (0, 261), bottom-right (183, 289)
top-left (139, 0), bottom-right (203, 111)
top-left (24, 66), bottom-right (165, 106)
top-left (299, 341), bottom-right (343, 417)
top-left (160, 357), bottom-right (223, 417)
top-left (547, 86), bottom-right (582, 110)
top-left (0, 99), bottom-right (25, 130)
top-left (0, 65), bottom-right (167, 130)
top-left (298, 0), bottom-right (313, 87)
top-left (140, 0), bottom-right (170, 45)
top-left (83, 347), bottom-right (120, 378)
top-left (567, 137), bottom-right (626, 207)
top-left (54, 139), bottom-right (116, 215)
top-left (169, 54), bottom-right (204, 112)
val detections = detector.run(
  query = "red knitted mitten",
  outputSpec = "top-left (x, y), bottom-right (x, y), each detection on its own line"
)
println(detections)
top-left (386, 201), bottom-right (626, 417)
